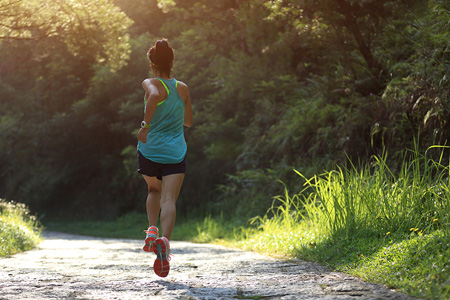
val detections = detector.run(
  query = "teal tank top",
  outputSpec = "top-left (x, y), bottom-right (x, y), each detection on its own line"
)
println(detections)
top-left (137, 78), bottom-right (187, 164)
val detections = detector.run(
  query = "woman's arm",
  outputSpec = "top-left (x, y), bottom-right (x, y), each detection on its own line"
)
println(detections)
top-left (137, 79), bottom-right (166, 143)
top-left (183, 90), bottom-right (193, 127)
top-left (176, 81), bottom-right (193, 127)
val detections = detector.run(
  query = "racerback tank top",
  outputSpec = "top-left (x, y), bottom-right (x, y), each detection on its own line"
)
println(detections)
top-left (137, 78), bottom-right (186, 164)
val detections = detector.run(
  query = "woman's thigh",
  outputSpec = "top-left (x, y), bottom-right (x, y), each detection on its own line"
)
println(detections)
top-left (143, 175), bottom-right (162, 193)
top-left (161, 173), bottom-right (185, 202)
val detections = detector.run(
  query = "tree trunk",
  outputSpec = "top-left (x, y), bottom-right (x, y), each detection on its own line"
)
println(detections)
top-left (335, 0), bottom-right (383, 79)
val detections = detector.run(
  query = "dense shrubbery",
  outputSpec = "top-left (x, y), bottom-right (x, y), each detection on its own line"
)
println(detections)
top-left (0, 0), bottom-right (448, 220)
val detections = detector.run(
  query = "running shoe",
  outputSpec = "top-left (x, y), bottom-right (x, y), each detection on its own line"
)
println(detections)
top-left (153, 237), bottom-right (171, 277)
top-left (143, 226), bottom-right (159, 252)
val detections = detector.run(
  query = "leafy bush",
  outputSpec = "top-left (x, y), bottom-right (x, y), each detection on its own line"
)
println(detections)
top-left (0, 199), bottom-right (42, 257)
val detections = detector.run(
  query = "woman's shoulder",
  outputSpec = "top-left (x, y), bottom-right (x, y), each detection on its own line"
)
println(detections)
top-left (142, 78), bottom-right (168, 96)
top-left (175, 80), bottom-right (190, 104)
top-left (175, 80), bottom-right (188, 91)
top-left (142, 78), bottom-right (162, 87)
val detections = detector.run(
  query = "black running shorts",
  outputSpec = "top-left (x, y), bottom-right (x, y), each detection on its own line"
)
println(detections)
top-left (137, 150), bottom-right (187, 180)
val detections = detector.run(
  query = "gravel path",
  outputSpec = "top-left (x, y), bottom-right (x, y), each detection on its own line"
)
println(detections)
top-left (0, 232), bottom-right (418, 300)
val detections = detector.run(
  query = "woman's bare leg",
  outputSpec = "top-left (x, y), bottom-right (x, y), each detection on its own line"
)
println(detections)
top-left (143, 175), bottom-right (162, 227)
top-left (159, 173), bottom-right (185, 239)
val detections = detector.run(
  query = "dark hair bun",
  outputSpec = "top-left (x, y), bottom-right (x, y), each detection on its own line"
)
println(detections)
top-left (156, 39), bottom-right (169, 51)
top-left (148, 38), bottom-right (174, 76)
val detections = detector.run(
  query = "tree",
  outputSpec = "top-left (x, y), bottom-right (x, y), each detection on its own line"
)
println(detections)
top-left (264, 0), bottom-right (417, 89)
top-left (0, 0), bottom-right (133, 70)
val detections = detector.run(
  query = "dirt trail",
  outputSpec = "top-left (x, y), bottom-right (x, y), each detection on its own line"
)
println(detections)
top-left (0, 232), bottom-right (418, 300)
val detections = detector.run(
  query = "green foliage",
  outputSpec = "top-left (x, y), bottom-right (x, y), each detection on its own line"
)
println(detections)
top-left (374, 0), bottom-right (450, 150)
top-left (46, 211), bottom-right (148, 239)
top-left (0, 31), bottom-right (155, 218)
top-left (0, 0), bottom-right (449, 224)
top-left (298, 147), bottom-right (449, 237)
top-left (215, 169), bottom-right (287, 219)
top-left (0, 199), bottom-right (42, 257)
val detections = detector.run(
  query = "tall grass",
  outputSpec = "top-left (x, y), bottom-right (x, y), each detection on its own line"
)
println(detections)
top-left (239, 146), bottom-right (450, 299)
top-left (0, 199), bottom-right (42, 256)
top-left (297, 146), bottom-right (449, 239)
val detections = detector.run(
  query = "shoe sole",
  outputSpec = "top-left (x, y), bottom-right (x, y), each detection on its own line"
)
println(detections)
top-left (153, 238), bottom-right (170, 277)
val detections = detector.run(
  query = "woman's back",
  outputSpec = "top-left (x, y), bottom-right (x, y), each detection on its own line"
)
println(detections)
top-left (138, 78), bottom-right (187, 164)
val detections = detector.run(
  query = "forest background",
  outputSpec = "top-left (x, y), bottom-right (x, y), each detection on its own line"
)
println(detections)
top-left (0, 0), bottom-right (449, 222)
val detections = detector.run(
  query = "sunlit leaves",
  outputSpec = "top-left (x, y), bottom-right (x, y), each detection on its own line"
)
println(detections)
top-left (0, 0), bottom-right (133, 70)
top-left (156, 0), bottom-right (176, 13)
top-left (0, 0), bottom-right (56, 39)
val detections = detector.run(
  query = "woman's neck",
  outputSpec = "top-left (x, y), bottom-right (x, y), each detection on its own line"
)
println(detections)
top-left (155, 72), bottom-right (171, 79)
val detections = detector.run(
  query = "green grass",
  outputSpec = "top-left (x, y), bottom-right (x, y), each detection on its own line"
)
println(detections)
top-left (0, 199), bottom-right (42, 257)
top-left (234, 146), bottom-right (450, 300)
top-left (45, 212), bottom-right (239, 243)
top-left (46, 211), bottom-right (149, 240)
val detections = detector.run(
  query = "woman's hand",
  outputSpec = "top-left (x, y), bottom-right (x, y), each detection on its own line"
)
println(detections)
top-left (137, 127), bottom-right (150, 143)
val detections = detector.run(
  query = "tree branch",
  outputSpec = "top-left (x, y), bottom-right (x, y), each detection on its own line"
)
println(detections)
top-left (334, 0), bottom-right (383, 78)
top-left (0, 0), bottom-right (23, 10)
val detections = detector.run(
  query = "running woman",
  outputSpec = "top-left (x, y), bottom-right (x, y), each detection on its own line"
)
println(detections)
top-left (137, 38), bottom-right (193, 277)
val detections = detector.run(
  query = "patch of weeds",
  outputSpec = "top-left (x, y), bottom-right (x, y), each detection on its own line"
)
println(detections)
top-left (0, 199), bottom-right (42, 257)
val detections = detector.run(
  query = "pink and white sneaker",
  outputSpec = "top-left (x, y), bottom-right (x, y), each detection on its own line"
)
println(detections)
top-left (153, 237), bottom-right (171, 277)
top-left (143, 226), bottom-right (159, 252)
